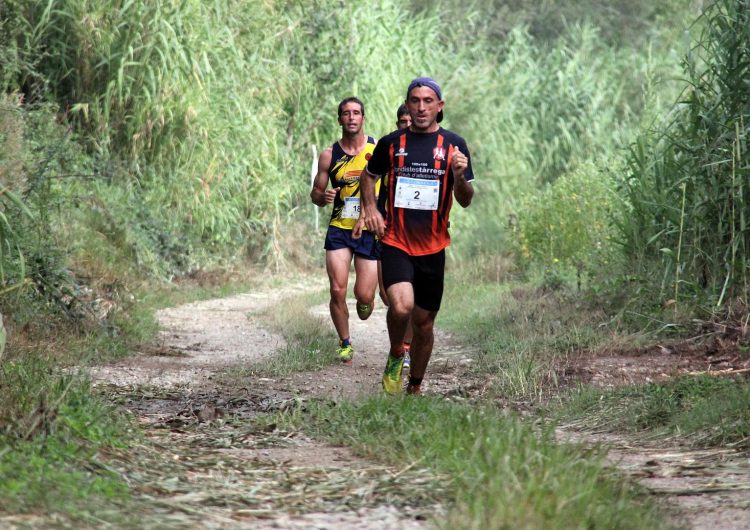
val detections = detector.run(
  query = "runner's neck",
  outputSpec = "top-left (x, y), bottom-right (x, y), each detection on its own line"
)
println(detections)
top-left (409, 124), bottom-right (441, 134)
top-left (338, 132), bottom-right (367, 155)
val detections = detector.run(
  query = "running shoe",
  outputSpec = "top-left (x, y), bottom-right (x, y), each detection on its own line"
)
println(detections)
top-left (356, 301), bottom-right (374, 320)
top-left (406, 383), bottom-right (422, 395)
top-left (382, 353), bottom-right (405, 394)
top-left (402, 342), bottom-right (411, 370)
top-left (337, 343), bottom-right (354, 364)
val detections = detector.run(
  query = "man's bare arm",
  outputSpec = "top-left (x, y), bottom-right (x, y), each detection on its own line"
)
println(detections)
top-left (361, 168), bottom-right (385, 238)
top-left (310, 147), bottom-right (337, 207)
top-left (451, 147), bottom-right (474, 208)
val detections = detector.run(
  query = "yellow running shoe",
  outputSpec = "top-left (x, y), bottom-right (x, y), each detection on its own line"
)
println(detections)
top-left (382, 354), bottom-right (405, 394)
top-left (337, 343), bottom-right (354, 364)
top-left (356, 301), bottom-right (374, 320)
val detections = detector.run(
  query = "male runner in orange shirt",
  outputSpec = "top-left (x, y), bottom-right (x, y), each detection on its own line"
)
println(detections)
top-left (360, 78), bottom-right (475, 394)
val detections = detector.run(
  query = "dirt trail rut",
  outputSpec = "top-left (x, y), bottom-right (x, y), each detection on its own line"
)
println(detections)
top-left (90, 283), bottom-right (750, 529)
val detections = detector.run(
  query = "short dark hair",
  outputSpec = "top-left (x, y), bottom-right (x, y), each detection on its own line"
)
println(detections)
top-left (337, 97), bottom-right (365, 117)
top-left (396, 104), bottom-right (409, 119)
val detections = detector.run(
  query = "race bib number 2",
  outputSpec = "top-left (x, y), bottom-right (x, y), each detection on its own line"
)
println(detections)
top-left (341, 197), bottom-right (361, 219)
top-left (394, 177), bottom-right (440, 210)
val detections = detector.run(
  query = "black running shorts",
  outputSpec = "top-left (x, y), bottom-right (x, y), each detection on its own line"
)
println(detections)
top-left (380, 244), bottom-right (445, 312)
top-left (324, 225), bottom-right (380, 260)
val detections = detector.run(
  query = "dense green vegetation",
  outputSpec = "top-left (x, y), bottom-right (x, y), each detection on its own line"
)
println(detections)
top-left (621, 0), bottom-right (750, 318)
top-left (2, 0), bottom-right (748, 525)
top-left (0, 358), bottom-right (134, 516)
top-left (2, 0), bottom-right (700, 297)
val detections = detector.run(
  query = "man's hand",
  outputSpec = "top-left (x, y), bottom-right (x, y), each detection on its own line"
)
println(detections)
top-left (325, 187), bottom-right (340, 204)
top-left (363, 204), bottom-right (385, 238)
top-left (451, 146), bottom-right (468, 179)
top-left (352, 216), bottom-right (365, 239)
top-left (452, 145), bottom-right (473, 207)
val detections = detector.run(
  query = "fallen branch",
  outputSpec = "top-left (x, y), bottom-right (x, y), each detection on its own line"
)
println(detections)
top-left (651, 482), bottom-right (750, 495)
top-left (684, 367), bottom-right (750, 377)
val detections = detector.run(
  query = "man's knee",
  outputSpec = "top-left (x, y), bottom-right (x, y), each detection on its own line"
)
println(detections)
top-left (412, 319), bottom-right (434, 338)
top-left (388, 297), bottom-right (412, 320)
top-left (329, 283), bottom-right (347, 302)
top-left (412, 310), bottom-right (437, 336)
top-left (353, 281), bottom-right (376, 303)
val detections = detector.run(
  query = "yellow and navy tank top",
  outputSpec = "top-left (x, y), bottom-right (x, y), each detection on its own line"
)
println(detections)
top-left (328, 136), bottom-right (380, 230)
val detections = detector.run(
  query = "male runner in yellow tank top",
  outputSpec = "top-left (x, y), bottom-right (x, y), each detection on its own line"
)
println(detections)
top-left (311, 97), bottom-right (380, 363)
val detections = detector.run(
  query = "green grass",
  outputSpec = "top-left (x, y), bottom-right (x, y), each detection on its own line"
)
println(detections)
top-left (0, 358), bottom-right (135, 520)
top-left (244, 290), bottom-right (338, 376)
top-left (0, 268), bottom-right (273, 522)
top-left (559, 374), bottom-right (750, 448)
top-left (439, 272), bottom-right (614, 401)
top-left (620, 0), bottom-right (750, 314)
top-left (282, 395), bottom-right (671, 529)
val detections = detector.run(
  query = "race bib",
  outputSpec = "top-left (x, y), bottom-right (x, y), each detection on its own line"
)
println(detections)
top-left (393, 177), bottom-right (440, 210)
top-left (341, 196), bottom-right (361, 219)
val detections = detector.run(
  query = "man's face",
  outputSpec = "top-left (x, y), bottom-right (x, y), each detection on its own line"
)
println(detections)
top-left (406, 86), bottom-right (443, 131)
top-left (397, 113), bottom-right (412, 129)
top-left (338, 102), bottom-right (364, 135)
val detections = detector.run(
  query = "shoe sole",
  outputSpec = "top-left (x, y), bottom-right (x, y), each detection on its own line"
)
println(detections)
top-left (356, 303), bottom-right (373, 321)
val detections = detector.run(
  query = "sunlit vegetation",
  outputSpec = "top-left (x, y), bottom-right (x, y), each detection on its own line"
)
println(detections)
top-left (1, 0), bottom-right (747, 524)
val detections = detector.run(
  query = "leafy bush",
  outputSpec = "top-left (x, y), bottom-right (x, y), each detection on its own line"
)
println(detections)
top-left (512, 162), bottom-right (622, 285)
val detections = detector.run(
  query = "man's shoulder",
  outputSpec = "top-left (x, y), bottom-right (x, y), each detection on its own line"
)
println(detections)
top-left (439, 127), bottom-right (466, 144)
top-left (377, 128), bottom-right (406, 144)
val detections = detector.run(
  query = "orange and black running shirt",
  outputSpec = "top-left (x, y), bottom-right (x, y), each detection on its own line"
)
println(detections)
top-left (367, 127), bottom-right (474, 256)
top-left (328, 136), bottom-right (379, 230)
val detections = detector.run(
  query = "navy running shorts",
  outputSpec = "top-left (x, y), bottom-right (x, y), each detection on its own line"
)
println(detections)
top-left (324, 225), bottom-right (380, 260)
top-left (380, 243), bottom-right (445, 312)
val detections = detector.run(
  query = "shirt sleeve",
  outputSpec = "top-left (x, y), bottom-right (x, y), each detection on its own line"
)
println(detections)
top-left (366, 136), bottom-right (390, 177)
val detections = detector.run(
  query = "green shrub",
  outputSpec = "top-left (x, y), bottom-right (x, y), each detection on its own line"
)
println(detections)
top-left (512, 162), bottom-right (622, 285)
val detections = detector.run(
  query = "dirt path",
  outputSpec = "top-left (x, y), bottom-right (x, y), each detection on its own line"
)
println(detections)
top-left (90, 282), bottom-right (465, 528)
top-left (90, 282), bottom-right (750, 529)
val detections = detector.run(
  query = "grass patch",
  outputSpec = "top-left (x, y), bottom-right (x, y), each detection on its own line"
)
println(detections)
top-left (560, 374), bottom-right (750, 449)
top-left (283, 395), bottom-right (670, 529)
top-left (247, 290), bottom-right (337, 376)
top-left (439, 273), bottom-right (615, 401)
top-left (0, 357), bottom-right (136, 522)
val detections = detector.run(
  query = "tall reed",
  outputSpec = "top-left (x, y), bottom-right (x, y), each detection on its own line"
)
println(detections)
top-left (620, 0), bottom-right (749, 313)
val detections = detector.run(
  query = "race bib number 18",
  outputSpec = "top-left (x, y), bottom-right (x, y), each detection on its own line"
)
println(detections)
top-left (394, 177), bottom-right (440, 210)
top-left (341, 197), bottom-right (361, 219)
